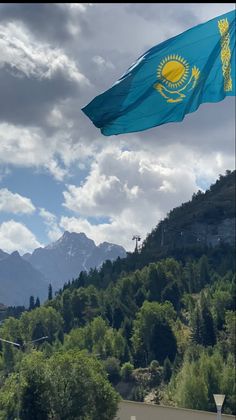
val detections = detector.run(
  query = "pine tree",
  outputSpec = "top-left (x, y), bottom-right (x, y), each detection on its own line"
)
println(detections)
top-left (163, 357), bottom-right (172, 383)
top-left (35, 297), bottom-right (40, 308)
top-left (200, 294), bottom-right (216, 347)
top-left (199, 255), bottom-right (210, 288)
top-left (48, 284), bottom-right (53, 301)
top-left (29, 296), bottom-right (35, 311)
top-left (192, 305), bottom-right (203, 345)
top-left (192, 296), bottom-right (216, 347)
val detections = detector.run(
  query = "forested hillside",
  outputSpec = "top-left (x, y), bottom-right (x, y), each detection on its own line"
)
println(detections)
top-left (0, 170), bottom-right (235, 419)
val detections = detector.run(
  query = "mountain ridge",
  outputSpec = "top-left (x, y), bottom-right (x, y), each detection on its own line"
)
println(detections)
top-left (0, 232), bottom-right (126, 306)
top-left (23, 231), bottom-right (126, 290)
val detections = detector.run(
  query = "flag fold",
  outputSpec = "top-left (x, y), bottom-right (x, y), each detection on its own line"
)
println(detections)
top-left (82, 10), bottom-right (235, 136)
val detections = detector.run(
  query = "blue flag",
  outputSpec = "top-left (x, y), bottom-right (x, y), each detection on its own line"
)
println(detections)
top-left (82, 10), bottom-right (235, 136)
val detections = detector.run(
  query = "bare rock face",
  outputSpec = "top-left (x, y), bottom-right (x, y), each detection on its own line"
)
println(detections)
top-left (161, 218), bottom-right (235, 248)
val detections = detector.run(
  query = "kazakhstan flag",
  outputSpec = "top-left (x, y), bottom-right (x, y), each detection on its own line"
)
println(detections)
top-left (82, 10), bottom-right (235, 136)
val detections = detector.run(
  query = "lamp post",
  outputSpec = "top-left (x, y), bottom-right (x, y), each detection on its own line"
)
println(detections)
top-left (0, 336), bottom-right (49, 350)
top-left (213, 394), bottom-right (225, 420)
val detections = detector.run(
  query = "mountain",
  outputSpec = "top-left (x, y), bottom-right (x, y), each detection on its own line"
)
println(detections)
top-left (24, 231), bottom-right (126, 289)
top-left (60, 170), bottom-right (235, 291)
top-left (0, 249), bottom-right (9, 261)
top-left (0, 251), bottom-right (47, 307)
top-left (140, 170), bottom-right (235, 263)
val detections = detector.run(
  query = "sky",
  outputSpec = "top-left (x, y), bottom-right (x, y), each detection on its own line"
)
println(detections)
top-left (0, 3), bottom-right (235, 255)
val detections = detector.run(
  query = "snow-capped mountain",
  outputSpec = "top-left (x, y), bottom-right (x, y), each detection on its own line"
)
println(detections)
top-left (23, 231), bottom-right (126, 289)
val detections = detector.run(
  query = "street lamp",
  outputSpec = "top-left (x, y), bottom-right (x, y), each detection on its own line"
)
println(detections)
top-left (213, 394), bottom-right (225, 420)
top-left (0, 336), bottom-right (48, 350)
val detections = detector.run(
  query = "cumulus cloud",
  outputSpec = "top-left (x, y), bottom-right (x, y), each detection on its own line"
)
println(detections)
top-left (61, 141), bottom-right (235, 251)
top-left (0, 123), bottom-right (62, 179)
top-left (63, 146), bottom-right (200, 217)
top-left (0, 22), bottom-right (88, 84)
top-left (0, 188), bottom-right (35, 214)
top-left (61, 146), bottom-right (199, 249)
top-left (39, 208), bottom-right (62, 242)
top-left (0, 220), bottom-right (42, 254)
top-left (0, 122), bottom-right (93, 181)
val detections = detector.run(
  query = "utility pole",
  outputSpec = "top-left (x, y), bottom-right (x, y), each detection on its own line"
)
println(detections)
top-left (132, 235), bottom-right (141, 253)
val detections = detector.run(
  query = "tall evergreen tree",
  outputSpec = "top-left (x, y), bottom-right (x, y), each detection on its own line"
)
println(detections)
top-left (29, 296), bottom-right (35, 311)
top-left (35, 297), bottom-right (40, 308)
top-left (163, 357), bottom-right (172, 383)
top-left (62, 291), bottom-right (73, 333)
top-left (199, 255), bottom-right (210, 288)
top-left (48, 284), bottom-right (53, 301)
top-left (200, 294), bottom-right (216, 347)
top-left (192, 305), bottom-right (203, 345)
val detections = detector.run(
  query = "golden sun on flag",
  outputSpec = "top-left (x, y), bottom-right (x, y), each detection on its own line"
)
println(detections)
top-left (157, 54), bottom-right (190, 88)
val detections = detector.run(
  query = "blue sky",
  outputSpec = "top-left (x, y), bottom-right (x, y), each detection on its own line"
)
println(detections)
top-left (0, 3), bottom-right (235, 254)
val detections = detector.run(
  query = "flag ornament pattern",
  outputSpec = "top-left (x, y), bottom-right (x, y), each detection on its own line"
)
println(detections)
top-left (218, 17), bottom-right (233, 92)
top-left (82, 10), bottom-right (235, 136)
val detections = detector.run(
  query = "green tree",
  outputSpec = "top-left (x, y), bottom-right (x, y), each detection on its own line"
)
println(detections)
top-left (192, 296), bottom-right (216, 347)
top-left (62, 290), bottom-right (73, 333)
top-left (2, 342), bottom-right (15, 374)
top-left (19, 352), bottom-right (50, 420)
top-left (121, 362), bottom-right (134, 382)
top-left (35, 297), bottom-right (40, 308)
top-left (20, 306), bottom-right (64, 344)
top-left (47, 350), bottom-right (119, 419)
top-left (0, 350), bottom-right (119, 420)
top-left (198, 255), bottom-right (210, 287)
top-left (192, 305), bottom-right (202, 345)
top-left (48, 284), bottom-right (53, 301)
top-left (146, 263), bottom-right (166, 302)
top-left (131, 301), bottom-right (177, 366)
top-left (103, 357), bottom-right (121, 385)
top-left (200, 294), bottom-right (216, 347)
top-left (29, 296), bottom-right (35, 311)
top-left (163, 357), bottom-right (172, 383)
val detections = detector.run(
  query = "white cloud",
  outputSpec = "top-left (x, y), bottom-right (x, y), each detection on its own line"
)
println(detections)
top-left (61, 146), bottom-right (200, 250)
top-left (0, 21), bottom-right (89, 84)
top-left (92, 55), bottom-right (115, 70)
top-left (61, 142), bottom-right (235, 251)
top-left (56, 3), bottom-right (91, 13)
top-left (0, 188), bottom-right (35, 214)
top-left (39, 208), bottom-right (62, 242)
top-left (0, 122), bottom-right (93, 181)
top-left (0, 220), bottom-right (42, 254)
top-left (0, 123), bottom-right (51, 167)
top-left (63, 146), bottom-right (197, 216)
top-left (0, 123), bottom-right (66, 179)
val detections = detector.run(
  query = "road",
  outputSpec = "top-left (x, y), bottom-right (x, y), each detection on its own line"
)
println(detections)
top-left (116, 401), bottom-right (235, 420)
